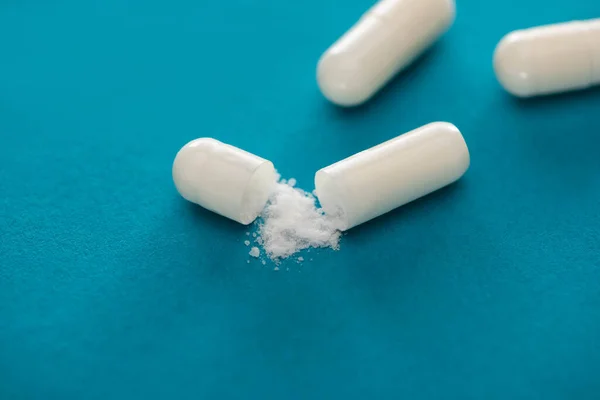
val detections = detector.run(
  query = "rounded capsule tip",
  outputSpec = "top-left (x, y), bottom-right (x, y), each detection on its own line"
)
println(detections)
top-left (172, 138), bottom-right (217, 204)
top-left (317, 52), bottom-right (371, 107)
top-left (493, 32), bottom-right (535, 97)
top-left (436, 122), bottom-right (471, 176)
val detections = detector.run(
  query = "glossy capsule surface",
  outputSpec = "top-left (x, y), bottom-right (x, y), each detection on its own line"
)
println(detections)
top-left (317, 0), bottom-right (456, 106)
top-left (315, 122), bottom-right (470, 230)
top-left (494, 19), bottom-right (600, 97)
top-left (172, 138), bottom-right (276, 225)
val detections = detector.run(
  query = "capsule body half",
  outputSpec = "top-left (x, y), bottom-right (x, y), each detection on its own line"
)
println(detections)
top-left (317, 0), bottom-right (456, 106)
top-left (172, 138), bottom-right (276, 225)
top-left (494, 19), bottom-right (600, 97)
top-left (315, 122), bottom-right (469, 230)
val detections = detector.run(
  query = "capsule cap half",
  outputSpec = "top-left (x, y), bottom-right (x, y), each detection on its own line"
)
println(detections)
top-left (173, 138), bottom-right (276, 225)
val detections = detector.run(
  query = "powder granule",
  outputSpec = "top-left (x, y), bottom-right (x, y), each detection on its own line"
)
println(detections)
top-left (256, 179), bottom-right (342, 261)
top-left (249, 247), bottom-right (260, 258)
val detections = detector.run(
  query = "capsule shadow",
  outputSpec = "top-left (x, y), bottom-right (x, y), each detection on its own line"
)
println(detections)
top-left (338, 181), bottom-right (474, 301)
top-left (343, 180), bottom-right (466, 240)
top-left (501, 85), bottom-right (600, 175)
top-left (508, 85), bottom-right (600, 110)
top-left (183, 199), bottom-right (245, 232)
top-left (322, 42), bottom-right (446, 117)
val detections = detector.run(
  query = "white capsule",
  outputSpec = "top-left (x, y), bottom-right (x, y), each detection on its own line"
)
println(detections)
top-left (315, 122), bottom-right (469, 231)
top-left (172, 138), bottom-right (276, 225)
top-left (494, 19), bottom-right (600, 97)
top-left (317, 0), bottom-right (456, 106)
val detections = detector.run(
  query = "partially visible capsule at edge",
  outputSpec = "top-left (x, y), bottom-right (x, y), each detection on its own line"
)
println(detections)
top-left (493, 19), bottom-right (600, 97)
top-left (317, 0), bottom-right (456, 107)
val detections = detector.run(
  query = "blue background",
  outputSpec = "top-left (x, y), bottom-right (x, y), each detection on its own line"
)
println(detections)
top-left (1, 0), bottom-right (600, 398)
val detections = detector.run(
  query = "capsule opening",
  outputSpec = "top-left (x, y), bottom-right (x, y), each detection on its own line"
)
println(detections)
top-left (315, 170), bottom-right (349, 231)
top-left (239, 161), bottom-right (276, 225)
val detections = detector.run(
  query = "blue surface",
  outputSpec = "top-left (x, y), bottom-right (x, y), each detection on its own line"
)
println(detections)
top-left (1, 0), bottom-right (600, 399)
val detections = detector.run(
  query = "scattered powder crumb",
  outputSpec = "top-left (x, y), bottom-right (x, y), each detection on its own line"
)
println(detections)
top-left (253, 178), bottom-right (343, 262)
top-left (261, 260), bottom-right (266, 265)
top-left (249, 247), bottom-right (260, 258)
top-left (274, 267), bottom-right (280, 271)
top-left (247, 260), bottom-right (250, 264)
top-left (298, 257), bottom-right (304, 262)
top-left (244, 240), bottom-right (250, 246)
top-left (246, 232), bottom-right (250, 236)
top-left (252, 233), bottom-right (257, 238)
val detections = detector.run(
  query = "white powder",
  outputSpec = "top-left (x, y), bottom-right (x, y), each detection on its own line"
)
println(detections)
top-left (244, 240), bottom-right (250, 246)
top-left (249, 247), bottom-right (260, 258)
top-left (254, 178), bottom-right (342, 262)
